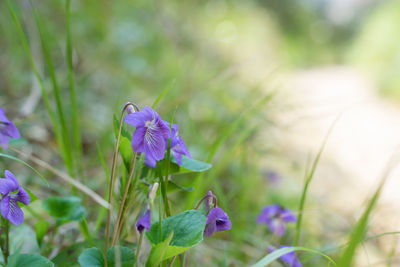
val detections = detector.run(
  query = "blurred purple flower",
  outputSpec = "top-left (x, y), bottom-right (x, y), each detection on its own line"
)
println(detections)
top-left (265, 170), bottom-right (281, 186)
top-left (124, 106), bottom-right (170, 167)
top-left (257, 204), bottom-right (296, 236)
top-left (166, 123), bottom-right (191, 165)
top-left (136, 209), bottom-right (151, 234)
top-left (0, 170), bottom-right (30, 225)
top-left (0, 108), bottom-right (20, 150)
top-left (204, 207), bottom-right (231, 237)
top-left (267, 245), bottom-right (302, 267)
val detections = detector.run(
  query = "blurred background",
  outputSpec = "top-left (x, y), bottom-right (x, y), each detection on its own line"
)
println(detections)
top-left (1, 0), bottom-right (400, 266)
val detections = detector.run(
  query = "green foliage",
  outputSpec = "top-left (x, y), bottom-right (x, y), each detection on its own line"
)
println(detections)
top-left (42, 196), bottom-right (86, 222)
top-left (35, 220), bottom-right (50, 247)
top-left (7, 254), bottom-right (54, 267)
top-left (146, 232), bottom-right (174, 267)
top-left (78, 246), bottom-right (135, 267)
top-left (146, 210), bottom-right (207, 260)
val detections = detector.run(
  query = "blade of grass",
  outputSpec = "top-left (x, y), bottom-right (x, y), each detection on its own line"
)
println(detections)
top-left (293, 118), bottom-right (338, 246)
top-left (251, 246), bottom-right (337, 267)
top-left (152, 80), bottom-right (176, 109)
top-left (66, 0), bottom-right (83, 176)
top-left (338, 165), bottom-right (391, 267)
top-left (10, 148), bottom-right (109, 209)
top-left (6, 0), bottom-right (68, 168)
top-left (30, 1), bottom-right (74, 175)
top-left (0, 152), bottom-right (48, 186)
top-left (185, 92), bottom-right (274, 209)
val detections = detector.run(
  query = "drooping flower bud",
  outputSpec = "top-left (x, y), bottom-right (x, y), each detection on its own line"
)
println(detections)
top-left (204, 207), bottom-right (231, 237)
top-left (148, 182), bottom-right (159, 203)
top-left (126, 103), bottom-right (136, 114)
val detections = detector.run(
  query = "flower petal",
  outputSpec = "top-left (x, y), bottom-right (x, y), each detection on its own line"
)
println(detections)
top-left (124, 108), bottom-right (152, 127)
top-left (1, 195), bottom-right (10, 219)
top-left (136, 209), bottom-right (151, 233)
top-left (143, 129), bottom-right (167, 161)
top-left (281, 209), bottom-right (297, 223)
top-left (5, 170), bottom-right (20, 188)
top-left (256, 204), bottom-right (280, 224)
top-left (268, 218), bottom-right (286, 236)
top-left (0, 134), bottom-right (9, 150)
top-left (204, 221), bottom-right (217, 237)
top-left (16, 187), bottom-right (30, 205)
top-left (4, 122), bottom-right (20, 139)
top-left (206, 207), bottom-right (231, 231)
top-left (0, 179), bottom-right (17, 195)
top-left (7, 198), bottom-right (24, 225)
top-left (131, 126), bottom-right (146, 153)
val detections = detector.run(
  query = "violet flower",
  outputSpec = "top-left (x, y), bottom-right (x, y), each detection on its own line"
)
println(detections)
top-left (167, 123), bottom-right (191, 166)
top-left (124, 106), bottom-right (170, 167)
top-left (0, 170), bottom-right (30, 225)
top-left (256, 204), bottom-right (296, 236)
top-left (204, 207), bottom-right (231, 237)
top-left (0, 108), bottom-right (20, 150)
top-left (267, 245), bottom-right (302, 267)
top-left (136, 209), bottom-right (151, 234)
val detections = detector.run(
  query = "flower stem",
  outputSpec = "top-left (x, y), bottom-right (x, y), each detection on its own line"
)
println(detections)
top-left (105, 102), bottom-right (139, 266)
top-left (111, 153), bottom-right (138, 245)
top-left (135, 232), bottom-right (144, 266)
top-left (0, 218), bottom-right (9, 265)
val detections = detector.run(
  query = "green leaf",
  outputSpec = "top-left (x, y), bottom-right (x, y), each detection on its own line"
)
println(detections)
top-left (78, 247), bottom-right (104, 267)
top-left (167, 181), bottom-right (193, 193)
top-left (113, 115), bottom-right (131, 140)
top-left (146, 210), bottom-right (207, 260)
top-left (7, 254), bottom-right (54, 267)
top-left (107, 246), bottom-right (135, 267)
top-left (35, 220), bottom-right (50, 247)
top-left (171, 155), bottom-right (212, 173)
top-left (42, 196), bottom-right (86, 222)
top-left (146, 232), bottom-right (174, 267)
top-left (251, 246), bottom-right (337, 267)
top-left (119, 136), bottom-right (133, 172)
top-left (78, 246), bottom-right (136, 267)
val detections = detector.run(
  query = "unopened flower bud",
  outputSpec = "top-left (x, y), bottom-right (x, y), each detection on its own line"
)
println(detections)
top-left (148, 182), bottom-right (159, 203)
top-left (126, 103), bottom-right (136, 114)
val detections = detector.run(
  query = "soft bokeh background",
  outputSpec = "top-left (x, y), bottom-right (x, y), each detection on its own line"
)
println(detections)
top-left (1, 0), bottom-right (400, 266)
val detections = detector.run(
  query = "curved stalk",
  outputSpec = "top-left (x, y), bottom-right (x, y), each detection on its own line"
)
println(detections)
top-left (104, 102), bottom-right (139, 265)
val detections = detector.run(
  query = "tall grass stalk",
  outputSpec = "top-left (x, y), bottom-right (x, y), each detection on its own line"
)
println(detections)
top-left (185, 93), bottom-right (274, 210)
top-left (293, 118), bottom-right (338, 246)
top-left (6, 0), bottom-right (68, 170)
top-left (30, 1), bottom-right (74, 175)
top-left (66, 0), bottom-right (83, 176)
top-left (338, 161), bottom-right (394, 267)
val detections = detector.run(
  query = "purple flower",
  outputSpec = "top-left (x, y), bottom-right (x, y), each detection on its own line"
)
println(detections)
top-left (0, 108), bottom-right (20, 150)
top-left (167, 123), bottom-right (191, 166)
top-left (204, 207), bottom-right (231, 237)
top-left (256, 204), bottom-right (296, 236)
top-left (124, 107), bottom-right (170, 167)
top-left (136, 209), bottom-right (151, 234)
top-left (267, 245), bottom-right (302, 267)
top-left (0, 170), bottom-right (30, 225)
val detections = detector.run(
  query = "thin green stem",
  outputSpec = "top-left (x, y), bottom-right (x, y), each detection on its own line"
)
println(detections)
top-left (105, 102), bottom-right (138, 266)
top-left (111, 153), bottom-right (138, 245)
top-left (4, 220), bottom-right (9, 265)
top-left (136, 232), bottom-right (144, 266)
top-left (162, 140), bottom-right (172, 217)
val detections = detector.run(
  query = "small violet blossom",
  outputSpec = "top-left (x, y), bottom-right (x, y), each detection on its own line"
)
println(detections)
top-left (267, 246), bottom-right (302, 267)
top-left (256, 204), bottom-right (296, 236)
top-left (204, 207), bottom-right (231, 237)
top-left (124, 106), bottom-right (170, 167)
top-left (0, 108), bottom-right (20, 150)
top-left (0, 170), bottom-right (30, 225)
top-left (136, 209), bottom-right (151, 234)
top-left (167, 123), bottom-right (191, 165)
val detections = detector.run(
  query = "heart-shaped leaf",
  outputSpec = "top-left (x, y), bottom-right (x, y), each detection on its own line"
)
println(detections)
top-left (7, 254), bottom-right (54, 267)
top-left (43, 196), bottom-right (86, 222)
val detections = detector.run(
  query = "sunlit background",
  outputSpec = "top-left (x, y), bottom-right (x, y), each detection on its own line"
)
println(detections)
top-left (1, 0), bottom-right (400, 266)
